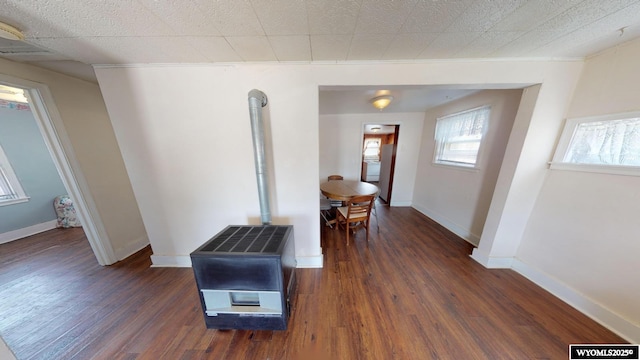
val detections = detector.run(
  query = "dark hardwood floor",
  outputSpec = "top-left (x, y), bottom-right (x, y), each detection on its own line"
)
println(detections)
top-left (0, 204), bottom-right (625, 359)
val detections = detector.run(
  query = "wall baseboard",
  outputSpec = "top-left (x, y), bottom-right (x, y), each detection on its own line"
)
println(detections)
top-left (512, 259), bottom-right (639, 343)
top-left (0, 220), bottom-right (58, 245)
top-left (470, 248), bottom-right (514, 268)
top-left (150, 255), bottom-right (192, 267)
top-left (472, 250), bottom-right (638, 342)
top-left (114, 235), bottom-right (150, 261)
top-left (412, 204), bottom-right (480, 246)
top-left (294, 255), bottom-right (323, 268)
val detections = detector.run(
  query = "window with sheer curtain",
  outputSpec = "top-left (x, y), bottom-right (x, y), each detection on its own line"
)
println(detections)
top-left (363, 138), bottom-right (381, 161)
top-left (433, 105), bottom-right (491, 168)
top-left (0, 144), bottom-right (28, 206)
top-left (552, 112), bottom-right (640, 176)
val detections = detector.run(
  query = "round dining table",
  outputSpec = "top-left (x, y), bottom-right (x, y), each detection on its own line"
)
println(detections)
top-left (320, 180), bottom-right (379, 201)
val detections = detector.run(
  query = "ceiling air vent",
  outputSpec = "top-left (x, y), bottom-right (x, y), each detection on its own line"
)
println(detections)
top-left (0, 38), bottom-right (62, 61)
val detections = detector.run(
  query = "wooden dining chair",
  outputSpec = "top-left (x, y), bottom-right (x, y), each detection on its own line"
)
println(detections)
top-left (320, 198), bottom-right (333, 228)
top-left (371, 189), bottom-right (380, 233)
top-left (335, 195), bottom-right (375, 245)
top-left (327, 175), bottom-right (345, 207)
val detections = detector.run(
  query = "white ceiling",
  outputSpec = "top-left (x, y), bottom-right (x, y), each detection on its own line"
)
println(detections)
top-left (2, 0), bottom-right (640, 113)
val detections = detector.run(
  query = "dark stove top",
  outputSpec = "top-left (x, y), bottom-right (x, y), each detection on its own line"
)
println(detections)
top-left (195, 225), bottom-right (290, 254)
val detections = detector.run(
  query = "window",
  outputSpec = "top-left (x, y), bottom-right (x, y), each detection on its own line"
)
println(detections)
top-left (363, 138), bottom-right (381, 161)
top-left (0, 144), bottom-right (29, 206)
top-left (433, 105), bottom-right (490, 168)
top-left (551, 112), bottom-right (640, 176)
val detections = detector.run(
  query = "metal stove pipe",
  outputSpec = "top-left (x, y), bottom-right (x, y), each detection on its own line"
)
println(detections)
top-left (247, 89), bottom-right (271, 225)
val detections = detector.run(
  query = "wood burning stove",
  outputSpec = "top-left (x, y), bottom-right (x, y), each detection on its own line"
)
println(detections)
top-left (191, 90), bottom-right (296, 330)
top-left (190, 225), bottom-right (296, 330)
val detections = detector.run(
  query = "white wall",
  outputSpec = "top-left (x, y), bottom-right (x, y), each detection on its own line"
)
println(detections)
top-left (516, 38), bottom-right (640, 342)
top-left (319, 112), bottom-right (424, 206)
top-left (96, 65), bottom-right (323, 266)
top-left (413, 90), bottom-right (522, 245)
top-left (0, 335), bottom-right (16, 360)
top-left (0, 58), bottom-right (148, 262)
top-left (94, 60), bottom-right (582, 269)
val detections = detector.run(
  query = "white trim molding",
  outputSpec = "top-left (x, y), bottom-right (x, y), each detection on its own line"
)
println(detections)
top-left (0, 220), bottom-right (57, 244)
top-left (469, 248), bottom-right (513, 268)
top-left (469, 250), bottom-right (639, 343)
top-left (27, 85), bottom-right (117, 265)
top-left (413, 204), bottom-right (481, 246)
top-left (512, 259), bottom-right (640, 343)
top-left (390, 201), bottom-right (412, 207)
top-left (150, 255), bottom-right (193, 267)
top-left (0, 74), bottom-right (117, 265)
top-left (294, 255), bottom-right (323, 268)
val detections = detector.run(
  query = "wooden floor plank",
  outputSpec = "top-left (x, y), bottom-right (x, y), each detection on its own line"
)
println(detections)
top-left (0, 204), bottom-right (626, 359)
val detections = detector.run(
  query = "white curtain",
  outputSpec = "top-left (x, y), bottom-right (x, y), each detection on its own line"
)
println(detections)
top-left (434, 106), bottom-right (490, 165)
top-left (566, 118), bottom-right (640, 166)
top-left (363, 138), bottom-right (381, 160)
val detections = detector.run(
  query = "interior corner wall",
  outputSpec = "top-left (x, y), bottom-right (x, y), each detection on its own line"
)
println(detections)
top-left (412, 89), bottom-right (522, 245)
top-left (515, 38), bottom-right (640, 341)
top-left (319, 111), bottom-right (424, 206)
top-left (0, 58), bottom-right (148, 261)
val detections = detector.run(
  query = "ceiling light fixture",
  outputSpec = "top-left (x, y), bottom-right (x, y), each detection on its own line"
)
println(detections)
top-left (0, 21), bottom-right (24, 41)
top-left (371, 95), bottom-right (393, 110)
top-left (371, 126), bottom-right (381, 133)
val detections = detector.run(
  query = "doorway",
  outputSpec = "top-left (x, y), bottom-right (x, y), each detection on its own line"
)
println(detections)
top-left (361, 124), bottom-right (399, 204)
top-left (0, 75), bottom-right (115, 265)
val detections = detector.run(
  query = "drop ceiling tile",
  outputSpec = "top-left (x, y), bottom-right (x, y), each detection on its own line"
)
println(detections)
top-left (1, 1), bottom-right (61, 37)
top-left (310, 35), bottom-right (351, 61)
top-left (381, 33), bottom-right (438, 60)
top-left (489, 30), bottom-right (558, 57)
top-left (537, 0), bottom-right (638, 32)
top-left (11, 0), bottom-right (174, 37)
top-left (20, 38), bottom-right (109, 63)
top-left (400, 0), bottom-right (471, 33)
top-left (193, 0), bottom-right (265, 36)
top-left (76, 1), bottom-right (176, 36)
top-left (347, 33), bottom-right (395, 60)
top-left (307, 0), bottom-right (361, 35)
top-left (528, 2), bottom-right (640, 57)
top-left (137, 0), bottom-right (223, 36)
top-left (226, 36), bottom-right (277, 61)
top-left (269, 36), bottom-right (311, 61)
top-left (442, 0), bottom-right (529, 33)
top-left (454, 31), bottom-right (524, 58)
top-left (31, 37), bottom-right (208, 64)
top-left (3, 0), bottom-right (640, 76)
top-left (417, 32), bottom-right (480, 59)
top-left (250, 0), bottom-right (309, 35)
top-left (490, 0), bottom-right (583, 32)
top-left (550, 23), bottom-right (640, 58)
top-left (354, 0), bottom-right (419, 34)
top-left (184, 37), bottom-right (242, 62)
